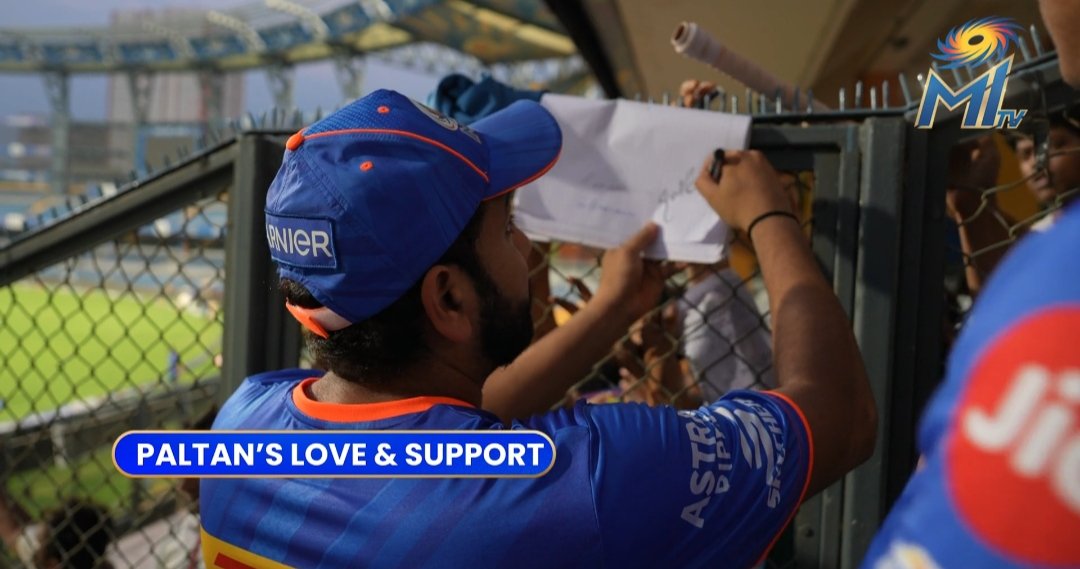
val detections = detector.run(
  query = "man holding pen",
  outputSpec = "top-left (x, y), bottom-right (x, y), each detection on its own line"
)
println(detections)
top-left (201, 90), bottom-right (876, 568)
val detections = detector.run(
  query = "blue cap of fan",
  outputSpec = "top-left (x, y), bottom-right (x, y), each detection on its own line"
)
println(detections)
top-left (264, 88), bottom-right (561, 337)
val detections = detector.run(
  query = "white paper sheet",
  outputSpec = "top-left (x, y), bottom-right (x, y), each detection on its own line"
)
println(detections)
top-left (514, 94), bottom-right (751, 262)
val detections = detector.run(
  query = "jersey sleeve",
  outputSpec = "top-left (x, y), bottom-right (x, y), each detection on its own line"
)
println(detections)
top-left (580, 390), bottom-right (812, 568)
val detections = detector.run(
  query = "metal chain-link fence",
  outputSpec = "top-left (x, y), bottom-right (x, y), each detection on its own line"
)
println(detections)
top-left (1, 194), bottom-right (226, 568)
top-left (532, 171), bottom-right (814, 414)
top-left (943, 95), bottom-right (1080, 346)
top-left (0, 55), bottom-right (1072, 568)
top-left (526, 172), bottom-right (815, 569)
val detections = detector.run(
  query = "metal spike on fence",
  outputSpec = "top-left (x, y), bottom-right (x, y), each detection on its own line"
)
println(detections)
top-left (880, 82), bottom-right (889, 109)
top-left (806, 89), bottom-right (815, 113)
top-left (870, 86), bottom-right (878, 110)
top-left (898, 73), bottom-right (912, 105)
top-left (1030, 25), bottom-right (1043, 57)
top-left (854, 80), bottom-right (864, 109)
top-left (839, 87), bottom-right (847, 111)
top-left (916, 73), bottom-right (926, 87)
top-left (792, 87), bottom-right (800, 114)
top-left (730, 95), bottom-right (738, 114)
top-left (1017, 36), bottom-right (1033, 62)
top-left (774, 88), bottom-right (783, 113)
top-left (716, 89), bottom-right (726, 110)
top-left (634, 93), bottom-right (642, 102)
top-left (758, 93), bottom-right (767, 114)
top-left (661, 92), bottom-right (670, 106)
top-left (951, 66), bottom-right (964, 86)
top-left (703, 90), bottom-right (716, 109)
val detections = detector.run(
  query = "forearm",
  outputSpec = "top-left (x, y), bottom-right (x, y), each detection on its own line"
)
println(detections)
top-left (648, 350), bottom-right (698, 409)
top-left (953, 207), bottom-right (1014, 295)
top-left (753, 217), bottom-right (876, 493)
top-left (0, 494), bottom-right (28, 550)
top-left (483, 299), bottom-right (632, 421)
top-left (528, 243), bottom-right (558, 340)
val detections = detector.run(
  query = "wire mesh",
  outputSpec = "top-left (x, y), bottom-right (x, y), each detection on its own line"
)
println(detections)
top-left (0, 58), bottom-right (1070, 568)
top-left (943, 95), bottom-right (1080, 344)
top-left (0, 193), bottom-right (226, 568)
top-left (529, 171), bottom-right (812, 413)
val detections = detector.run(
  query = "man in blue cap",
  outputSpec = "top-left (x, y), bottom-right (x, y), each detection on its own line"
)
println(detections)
top-left (200, 89), bottom-right (876, 568)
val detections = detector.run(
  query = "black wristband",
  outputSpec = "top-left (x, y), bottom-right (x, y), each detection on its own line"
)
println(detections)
top-left (746, 210), bottom-right (799, 242)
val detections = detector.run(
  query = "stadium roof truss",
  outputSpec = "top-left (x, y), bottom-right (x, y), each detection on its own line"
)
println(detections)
top-left (0, 0), bottom-right (575, 73)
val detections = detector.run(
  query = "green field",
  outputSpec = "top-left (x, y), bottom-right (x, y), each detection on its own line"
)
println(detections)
top-left (7, 446), bottom-right (177, 519)
top-left (0, 283), bottom-right (221, 420)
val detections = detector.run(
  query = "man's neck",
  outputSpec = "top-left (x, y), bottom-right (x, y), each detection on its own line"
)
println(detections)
top-left (308, 357), bottom-right (490, 408)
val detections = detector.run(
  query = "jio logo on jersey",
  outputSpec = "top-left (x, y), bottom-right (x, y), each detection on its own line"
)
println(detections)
top-left (947, 306), bottom-right (1080, 565)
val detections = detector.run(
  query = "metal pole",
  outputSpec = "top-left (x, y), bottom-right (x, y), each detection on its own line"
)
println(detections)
top-left (266, 62), bottom-right (295, 111)
top-left (44, 71), bottom-right (70, 196)
top-left (334, 53), bottom-right (365, 102)
top-left (199, 69), bottom-right (226, 130)
top-left (220, 134), bottom-right (300, 404)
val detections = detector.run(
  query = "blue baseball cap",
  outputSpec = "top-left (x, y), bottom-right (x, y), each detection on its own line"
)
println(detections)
top-left (265, 89), bottom-right (562, 337)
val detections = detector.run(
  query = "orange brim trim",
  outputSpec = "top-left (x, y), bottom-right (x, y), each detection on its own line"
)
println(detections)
top-left (285, 302), bottom-right (330, 339)
top-left (483, 150), bottom-right (562, 202)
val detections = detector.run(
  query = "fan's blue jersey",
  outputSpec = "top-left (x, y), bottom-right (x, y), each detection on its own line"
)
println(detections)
top-left (201, 373), bottom-right (812, 569)
top-left (863, 204), bottom-right (1080, 569)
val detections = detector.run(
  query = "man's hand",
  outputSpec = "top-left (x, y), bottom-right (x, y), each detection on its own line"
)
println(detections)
top-left (592, 223), bottom-right (670, 324)
top-left (694, 150), bottom-right (794, 232)
top-left (946, 135), bottom-right (1001, 222)
top-left (680, 79), bottom-right (717, 108)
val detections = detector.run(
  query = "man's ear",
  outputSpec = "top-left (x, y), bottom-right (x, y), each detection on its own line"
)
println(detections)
top-left (420, 265), bottom-right (474, 343)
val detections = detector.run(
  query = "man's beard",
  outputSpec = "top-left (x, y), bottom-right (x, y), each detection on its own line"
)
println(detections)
top-left (478, 292), bottom-right (534, 368)
top-left (468, 266), bottom-right (534, 368)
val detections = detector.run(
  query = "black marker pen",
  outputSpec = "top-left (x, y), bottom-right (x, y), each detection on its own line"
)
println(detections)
top-left (709, 149), bottom-right (725, 182)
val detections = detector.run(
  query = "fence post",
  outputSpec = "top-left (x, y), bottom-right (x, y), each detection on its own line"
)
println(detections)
top-left (221, 134), bottom-right (302, 405)
top-left (839, 117), bottom-right (907, 567)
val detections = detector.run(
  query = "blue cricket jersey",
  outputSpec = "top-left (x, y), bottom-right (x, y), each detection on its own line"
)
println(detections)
top-left (200, 375), bottom-right (811, 568)
top-left (863, 204), bottom-right (1080, 568)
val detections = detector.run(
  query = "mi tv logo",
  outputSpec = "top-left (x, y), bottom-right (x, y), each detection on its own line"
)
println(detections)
top-left (915, 17), bottom-right (1027, 129)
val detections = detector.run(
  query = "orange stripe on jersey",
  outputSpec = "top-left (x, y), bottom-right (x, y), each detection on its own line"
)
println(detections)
top-left (754, 390), bottom-right (816, 566)
top-left (291, 377), bottom-right (476, 423)
top-left (202, 528), bottom-right (294, 569)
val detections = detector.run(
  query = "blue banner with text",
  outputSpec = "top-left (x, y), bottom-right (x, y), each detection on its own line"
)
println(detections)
top-left (113, 431), bottom-right (556, 477)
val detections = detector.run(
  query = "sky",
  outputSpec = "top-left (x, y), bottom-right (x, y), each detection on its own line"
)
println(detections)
top-left (0, 0), bottom-right (441, 121)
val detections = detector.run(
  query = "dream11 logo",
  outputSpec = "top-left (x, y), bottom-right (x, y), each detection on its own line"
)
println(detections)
top-left (915, 17), bottom-right (1028, 129)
